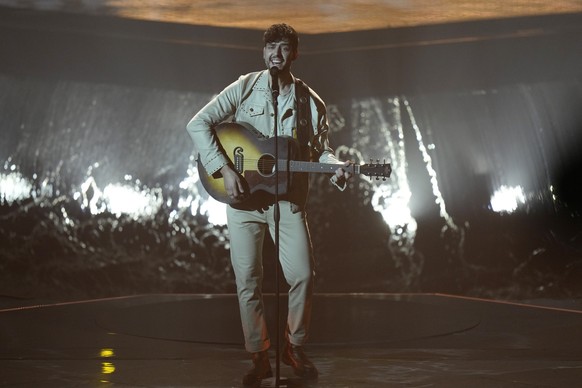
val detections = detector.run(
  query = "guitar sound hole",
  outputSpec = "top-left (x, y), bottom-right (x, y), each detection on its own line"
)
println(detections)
top-left (257, 154), bottom-right (276, 177)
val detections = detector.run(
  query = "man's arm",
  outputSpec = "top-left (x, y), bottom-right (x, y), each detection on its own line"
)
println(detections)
top-left (309, 98), bottom-right (353, 190)
top-left (186, 80), bottom-right (240, 176)
top-left (186, 78), bottom-right (251, 199)
top-left (220, 164), bottom-right (247, 200)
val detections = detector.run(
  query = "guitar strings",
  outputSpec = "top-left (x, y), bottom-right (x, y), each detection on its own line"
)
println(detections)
top-left (230, 158), bottom-right (353, 173)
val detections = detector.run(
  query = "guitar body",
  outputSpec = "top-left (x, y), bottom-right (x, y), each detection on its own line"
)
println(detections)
top-left (197, 122), bottom-right (302, 207)
top-left (196, 122), bottom-right (392, 208)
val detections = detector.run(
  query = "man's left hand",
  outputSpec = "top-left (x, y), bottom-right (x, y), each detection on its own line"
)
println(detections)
top-left (335, 161), bottom-right (353, 180)
top-left (333, 161), bottom-right (353, 186)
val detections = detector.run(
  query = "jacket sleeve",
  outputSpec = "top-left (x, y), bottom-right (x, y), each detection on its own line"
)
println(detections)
top-left (186, 79), bottom-right (241, 176)
top-left (306, 89), bottom-right (338, 164)
top-left (308, 92), bottom-right (348, 191)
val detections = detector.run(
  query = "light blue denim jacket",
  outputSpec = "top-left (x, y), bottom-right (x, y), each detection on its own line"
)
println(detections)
top-left (186, 70), bottom-right (345, 201)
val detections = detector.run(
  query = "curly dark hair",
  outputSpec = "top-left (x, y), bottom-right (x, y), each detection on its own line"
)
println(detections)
top-left (263, 23), bottom-right (299, 52)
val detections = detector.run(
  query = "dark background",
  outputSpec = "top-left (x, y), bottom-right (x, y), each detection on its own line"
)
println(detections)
top-left (1, 7), bottom-right (581, 302)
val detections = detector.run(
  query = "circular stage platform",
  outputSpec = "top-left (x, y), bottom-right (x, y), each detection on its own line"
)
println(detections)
top-left (96, 293), bottom-right (481, 345)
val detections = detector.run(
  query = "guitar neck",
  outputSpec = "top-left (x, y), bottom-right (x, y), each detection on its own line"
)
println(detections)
top-left (283, 160), bottom-right (357, 175)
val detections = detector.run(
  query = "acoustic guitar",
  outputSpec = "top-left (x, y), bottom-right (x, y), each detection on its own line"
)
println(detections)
top-left (197, 122), bottom-right (392, 205)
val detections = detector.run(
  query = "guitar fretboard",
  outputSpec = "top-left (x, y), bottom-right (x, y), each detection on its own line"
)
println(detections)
top-left (282, 160), bottom-right (358, 175)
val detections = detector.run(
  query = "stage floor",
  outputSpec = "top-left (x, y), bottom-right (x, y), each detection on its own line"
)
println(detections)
top-left (1, 293), bottom-right (581, 387)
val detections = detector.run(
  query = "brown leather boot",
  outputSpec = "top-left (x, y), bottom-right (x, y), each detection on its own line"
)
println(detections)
top-left (282, 341), bottom-right (318, 380)
top-left (242, 350), bottom-right (272, 386)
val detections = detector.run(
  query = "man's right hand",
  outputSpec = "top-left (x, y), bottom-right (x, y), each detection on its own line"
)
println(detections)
top-left (220, 164), bottom-right (247, 201)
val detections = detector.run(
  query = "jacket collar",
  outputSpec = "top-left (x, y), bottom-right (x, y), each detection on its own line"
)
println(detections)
top-left (254, 69), bottom-right (296, 92)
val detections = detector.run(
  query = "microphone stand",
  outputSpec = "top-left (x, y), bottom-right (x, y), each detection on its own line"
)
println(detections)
top-left (269, 67), bottom-right (284, 388)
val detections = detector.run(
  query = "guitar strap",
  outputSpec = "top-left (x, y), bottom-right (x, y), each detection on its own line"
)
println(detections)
top-left (294, 78), bottom-right (312, 161)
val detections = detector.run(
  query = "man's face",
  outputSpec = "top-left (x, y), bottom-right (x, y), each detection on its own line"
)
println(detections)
top-left (263, 38), bottom-right (297, 73)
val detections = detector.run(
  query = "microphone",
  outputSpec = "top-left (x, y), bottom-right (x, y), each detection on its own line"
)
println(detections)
top-left (270, 66), bottom-right (279, 98)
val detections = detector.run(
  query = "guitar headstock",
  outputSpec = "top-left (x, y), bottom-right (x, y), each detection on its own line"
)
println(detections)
top-left (359, 159), bottom-right (392, 180)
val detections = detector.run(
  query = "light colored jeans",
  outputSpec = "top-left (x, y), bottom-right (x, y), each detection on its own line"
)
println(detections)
top-left (227, 201), bottom-right (314, 353)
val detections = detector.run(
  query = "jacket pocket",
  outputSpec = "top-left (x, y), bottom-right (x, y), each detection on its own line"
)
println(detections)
top-left (242, 103), bottom-right (265, 117)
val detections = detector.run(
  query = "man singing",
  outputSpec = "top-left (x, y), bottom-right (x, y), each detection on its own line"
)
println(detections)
top-left (187, 23), bottom-right (352, 386)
